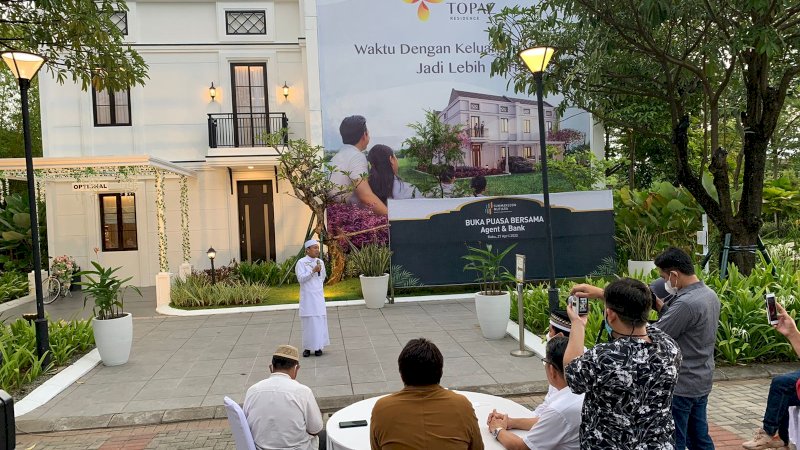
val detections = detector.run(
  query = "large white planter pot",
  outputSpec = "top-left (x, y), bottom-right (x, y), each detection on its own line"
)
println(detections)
top-left (628, 260), bottom-right (657, 277)
top-left (92, 313), bottom-right (133, 366)
top-left (360, 274), bottom-right (389, 309)
top-left (474, 292), bottom-right (511, 340)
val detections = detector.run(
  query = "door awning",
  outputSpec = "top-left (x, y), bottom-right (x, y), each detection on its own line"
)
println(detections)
top-left (0, 155), bottom-right (194, 180)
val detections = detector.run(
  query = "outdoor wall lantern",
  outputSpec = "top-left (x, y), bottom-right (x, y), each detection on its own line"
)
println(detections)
top-left (207, 247), bottom-right (217, 284)
top-left (209, 82), bottom-right (217, 102)
top-left (1, 51), bottom-right (50, 366)
top-left (519, 46), bottom-right (559, 313)
top-left (282, 81), bottom-right (290, 99)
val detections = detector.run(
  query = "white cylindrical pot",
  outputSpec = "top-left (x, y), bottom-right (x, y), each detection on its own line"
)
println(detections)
top-left (628, 260), bottom-right (657, 277)
top-left (92, 312), bottom-right (133, 366)
top-left (474, 292), bottom-right (511, 340)
top-left (360, 274), bottom-right (389, 309)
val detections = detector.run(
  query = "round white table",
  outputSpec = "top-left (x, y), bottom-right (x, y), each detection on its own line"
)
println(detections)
top-left (326, 390), bottom-right (534, 450)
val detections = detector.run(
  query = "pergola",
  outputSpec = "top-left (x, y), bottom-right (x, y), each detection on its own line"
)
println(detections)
top-left (0, 155), bottom-right (195, 273)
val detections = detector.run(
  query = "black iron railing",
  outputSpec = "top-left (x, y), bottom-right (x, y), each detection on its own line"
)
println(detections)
top-left (207, 112), bottom-right (288, 148)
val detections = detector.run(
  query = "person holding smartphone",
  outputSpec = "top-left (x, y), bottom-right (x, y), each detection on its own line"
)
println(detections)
top-left (742, 301), bottom-right (800, 449)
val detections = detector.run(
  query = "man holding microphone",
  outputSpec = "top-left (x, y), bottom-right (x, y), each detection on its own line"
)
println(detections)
top-left (296, 239), bottom-right (329, 357)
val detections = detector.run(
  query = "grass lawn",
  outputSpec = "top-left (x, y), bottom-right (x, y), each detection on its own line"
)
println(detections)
top-left (397, 157), bottom-right (575, 196)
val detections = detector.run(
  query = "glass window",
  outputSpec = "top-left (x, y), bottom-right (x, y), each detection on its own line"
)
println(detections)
top-left (523, 108), bottom-right (531, 114)
top-left (500, 118), bottom-right (508, 132)
top-left (226, 10), bottom-right (267, 35)
top-left (500, 106), bottom-right (508, 112)
top-left (547, 121), bottom-right (553, 132)
top-left (524, 146), bottom-right (533, 158)
top-left (110, 11), bottom-right (128, 35)
top-left (524, 120), bottom-right (531, 133)
top-left (100, 194), bottom-right (138, 251)
top-left (470, 103), bottom-right (480, 110)
top-left (93, 87), bottom-right (131, 126)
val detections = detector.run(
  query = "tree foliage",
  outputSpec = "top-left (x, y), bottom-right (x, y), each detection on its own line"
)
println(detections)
top-left (487, 0), bottom-right (800, 273)
top-left (0, 0), bottom-right (148, 91)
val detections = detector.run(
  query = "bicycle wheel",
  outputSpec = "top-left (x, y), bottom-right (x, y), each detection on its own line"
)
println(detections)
top-left (43, 278), bottom-right (61, 305)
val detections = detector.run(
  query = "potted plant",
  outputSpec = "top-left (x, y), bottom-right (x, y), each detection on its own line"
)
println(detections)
top-left (463, 243), bottom-right (516, 339)
top-left (349, 244), bottom-right (392, 309)
top-left (78, 261), bottom-right (141, 366)
top-left (617, 225), bottom-right (662, 276)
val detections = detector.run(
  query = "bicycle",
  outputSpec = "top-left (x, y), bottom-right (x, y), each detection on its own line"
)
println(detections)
top-left (42, 257), bottom-right (73, 305)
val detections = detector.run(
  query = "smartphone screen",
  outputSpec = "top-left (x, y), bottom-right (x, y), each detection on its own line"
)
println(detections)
top-left (339, 420), bottom-right (368, 428)
top-left (578, 297), bottom-right (589, 315)
top-left (766, 293), bottom-right (779, 324)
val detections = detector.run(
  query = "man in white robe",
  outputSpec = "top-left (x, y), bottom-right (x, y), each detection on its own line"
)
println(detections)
top-left (296, 240), bottom-right (329, 357)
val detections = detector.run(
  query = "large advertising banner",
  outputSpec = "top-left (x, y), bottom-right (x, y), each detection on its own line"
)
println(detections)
top-left (316, 0), bottom-right (591, 153)
top-left (389, 191), bottom-right (615, 285)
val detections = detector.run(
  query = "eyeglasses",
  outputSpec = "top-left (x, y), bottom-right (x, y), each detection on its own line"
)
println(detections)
top-left (541, 358), bottom-right (551, 367)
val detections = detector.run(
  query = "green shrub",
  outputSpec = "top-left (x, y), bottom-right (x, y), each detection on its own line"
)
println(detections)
top-left (171, 275), bottom-right (271, 307)
top-left (0, 318), bottom-right (94, 393)
top-left (348, 244), bottom-right (391, 277)
top-left (236, 259), bottom-right (297, 286)
top-left (0, 271), bottom-right (28, 304)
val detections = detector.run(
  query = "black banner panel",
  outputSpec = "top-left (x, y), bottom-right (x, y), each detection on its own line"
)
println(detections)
top-left (388, 191), bottom-right (615, 286)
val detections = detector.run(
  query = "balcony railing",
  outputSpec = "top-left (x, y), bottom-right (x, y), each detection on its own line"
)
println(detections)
top-left (469, 127), bottom-right (488, 137)
top-left (207, 112), bottom-right (288, 148)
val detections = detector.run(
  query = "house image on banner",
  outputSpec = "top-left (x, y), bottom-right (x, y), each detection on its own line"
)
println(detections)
top-left (439, 89), bottom-right (566, 170)
top-left (0, 1), bottom-right (323, 298)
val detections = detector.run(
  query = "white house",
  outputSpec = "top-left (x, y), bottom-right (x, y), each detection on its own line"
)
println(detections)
top-left (439, 89), bottom-right (565, 170)
top-left (0, 0), bottom-right (324, 288)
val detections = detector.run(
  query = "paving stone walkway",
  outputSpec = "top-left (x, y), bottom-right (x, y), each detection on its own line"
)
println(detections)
top-left (14, 379), bottom-right (773, 449)
top-left (21, 299), bottom-right (548, 421)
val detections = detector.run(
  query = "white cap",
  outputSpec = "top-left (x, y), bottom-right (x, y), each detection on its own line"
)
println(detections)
top-left (304, 239), bottom-right (319, 249)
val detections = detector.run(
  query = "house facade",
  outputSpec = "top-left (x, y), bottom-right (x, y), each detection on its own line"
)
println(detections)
top-left (22, 0), bottom-right (323, 287)
top-left (439, 89), bottom-right (565, 170)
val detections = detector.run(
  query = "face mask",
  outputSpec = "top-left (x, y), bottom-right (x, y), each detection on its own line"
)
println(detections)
top-left (664, 273), bottom-right (678, 295)
top-left (604, 312), bottom-right (614, 337)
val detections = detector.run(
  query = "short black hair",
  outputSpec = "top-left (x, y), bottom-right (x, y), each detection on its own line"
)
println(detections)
top-left (340, 115), bottom-right (367, 145)
top-left (398, 338), bottom-right (443, 386)
top-left (654, 247), bottom-right (695, 275)
top-left (604, 278), bottom-right (652, 326)
top-left (272, 355), bottom-right (297, 371)
top-left (545, 336), bottom-right (569, 373)
top-left (470, 175), bottom-right (487, 195)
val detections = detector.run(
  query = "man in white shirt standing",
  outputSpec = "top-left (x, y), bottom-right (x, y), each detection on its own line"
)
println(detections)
top-left (328, 115), bottom-right (388, 215)
top-left (243, 344), bottom-right (325, 450)
top-left (296, 239), bottom-right (329, 357)
top-left (487, 336), bottom-right (583, 450)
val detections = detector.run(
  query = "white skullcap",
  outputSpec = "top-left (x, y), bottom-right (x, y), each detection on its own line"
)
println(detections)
top-left (304, 239), bottom-right (319, 248)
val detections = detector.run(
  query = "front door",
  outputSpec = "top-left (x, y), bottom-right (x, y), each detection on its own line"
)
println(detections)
top-left (471, 144), bottom-right (482, 167)
top-left (237, 180), bottom-right (276, 262)
top-left (231, 63), bottom-right (269, 147)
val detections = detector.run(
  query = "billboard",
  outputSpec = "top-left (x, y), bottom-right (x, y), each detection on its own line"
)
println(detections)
top-left (389, 191), bottom-right (615, 285)
top-left (316, 0), bottom-right (592, 156)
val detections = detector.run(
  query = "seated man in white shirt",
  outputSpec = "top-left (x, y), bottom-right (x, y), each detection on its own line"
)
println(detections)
top-left (243, 344), bottom-right (325, 450)
top-left (487, 336), bottom-right (583, 450)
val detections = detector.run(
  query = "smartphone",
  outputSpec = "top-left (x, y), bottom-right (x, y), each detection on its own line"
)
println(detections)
top-left (766, 293), bottom-right (779, 325)
top-left (339, 420), bottom-right (368, 428)
top-left (568, 295), bottom-right (589, 315)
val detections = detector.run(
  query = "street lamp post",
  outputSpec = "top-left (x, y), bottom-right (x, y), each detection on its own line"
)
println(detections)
top-left (1, 51), bottom-right (49, 365)
top-left (520, 47), bottom-right (559, 313)
top-left (207, 247), bottom-right (216, 284)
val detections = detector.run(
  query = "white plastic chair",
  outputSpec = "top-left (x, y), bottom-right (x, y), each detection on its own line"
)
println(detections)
top-left (223, 396), bottom-right (257, 450)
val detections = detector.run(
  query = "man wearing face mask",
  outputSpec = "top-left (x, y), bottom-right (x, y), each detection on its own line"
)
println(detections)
top-left (652, 247), bottom-right (720, 450)
top-left (570, 247), bottom-right (720, 449)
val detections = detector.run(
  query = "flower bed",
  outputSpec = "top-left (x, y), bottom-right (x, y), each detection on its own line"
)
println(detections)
top-left (0, 318), bottom-right (95, 395)
top-left (0, 271), bottom-right (28, 304)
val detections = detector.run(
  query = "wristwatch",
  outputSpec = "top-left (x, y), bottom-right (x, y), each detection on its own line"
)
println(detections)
top-left (491, 427), bottom-right (502, 440)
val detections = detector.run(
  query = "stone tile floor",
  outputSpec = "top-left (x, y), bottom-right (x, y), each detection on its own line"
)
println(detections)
top-left (21, 300), bottom-right (547, 419)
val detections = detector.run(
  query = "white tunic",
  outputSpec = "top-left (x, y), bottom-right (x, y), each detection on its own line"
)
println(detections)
top-left (296, 256), bottom-right (329, 350)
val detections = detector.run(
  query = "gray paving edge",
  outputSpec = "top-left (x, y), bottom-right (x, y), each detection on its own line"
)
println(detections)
top-left (15, 363), bottom-right (800, 433)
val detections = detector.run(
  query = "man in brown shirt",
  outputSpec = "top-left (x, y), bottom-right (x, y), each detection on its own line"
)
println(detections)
top-left (370, 338), bottom-right (484, 450)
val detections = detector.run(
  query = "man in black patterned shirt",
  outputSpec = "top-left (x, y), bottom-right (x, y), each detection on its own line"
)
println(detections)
top-left (564, 278), bottom-right (682, 449)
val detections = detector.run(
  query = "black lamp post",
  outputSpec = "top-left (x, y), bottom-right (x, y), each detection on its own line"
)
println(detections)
top-left (520, 47), bottom-right (559, 313)
top-left (1, 51), bottom-right (50, 366)
top-left (207, 247), bottom-right (216, 284)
